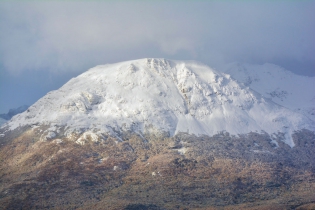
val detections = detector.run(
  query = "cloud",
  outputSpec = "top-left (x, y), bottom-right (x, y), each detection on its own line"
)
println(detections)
top-left (0, 1), bottom-right (314, 74)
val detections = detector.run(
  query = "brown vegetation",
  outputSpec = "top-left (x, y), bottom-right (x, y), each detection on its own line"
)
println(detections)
top-left (0, 126), bottom-right (315, 209)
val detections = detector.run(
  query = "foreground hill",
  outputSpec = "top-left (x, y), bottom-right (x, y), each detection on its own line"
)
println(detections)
top-left (0, 127), bottom-right (314, 210)
top-left (0, 59), bottom-right (314, 210)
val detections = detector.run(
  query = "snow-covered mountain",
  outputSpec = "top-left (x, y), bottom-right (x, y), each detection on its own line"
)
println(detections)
top-left (222, 63), bottom-right (315, 121)
top-left (3, 58), bottom-right (314, 147)
top-left (1, 59), bottom-right (315, 209)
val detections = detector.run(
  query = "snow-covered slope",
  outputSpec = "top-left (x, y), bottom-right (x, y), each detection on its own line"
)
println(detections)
top-left (222, 63), bottom-right (315, 121)
top-left (3, 59), bottom-right (314, 147)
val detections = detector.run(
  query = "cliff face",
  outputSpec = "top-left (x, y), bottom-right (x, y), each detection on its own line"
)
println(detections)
top-left (0, 125), bottom-right (314, 210)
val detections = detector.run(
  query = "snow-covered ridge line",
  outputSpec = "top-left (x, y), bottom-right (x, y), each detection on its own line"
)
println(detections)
top-left (3, 58), bottom-right (315, 147)
top-left (222, 62), bottom-right (315, 121)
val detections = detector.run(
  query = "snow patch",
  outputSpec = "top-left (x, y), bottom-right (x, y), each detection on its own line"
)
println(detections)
top-left (75, 131), bottom-right (100, 145)
top-left (41, 131), bottom-right (56, 141)
top-left (54, 139), bottom-right (63, 144)
top-left (177, 147), bottom-right (187, 155)
top-left (270, 139), bottom-right (279, 148)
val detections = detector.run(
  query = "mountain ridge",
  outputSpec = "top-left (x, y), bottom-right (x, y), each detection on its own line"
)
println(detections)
top-left (221, 62), bottom-right (315, 121)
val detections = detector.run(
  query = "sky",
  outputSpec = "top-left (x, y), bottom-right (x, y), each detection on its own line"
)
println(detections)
top-left (0, 1), bottom-right (314, 113)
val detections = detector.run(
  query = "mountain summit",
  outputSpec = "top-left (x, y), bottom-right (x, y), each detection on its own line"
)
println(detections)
top-left (3, 58), bottom-right (314, 147)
